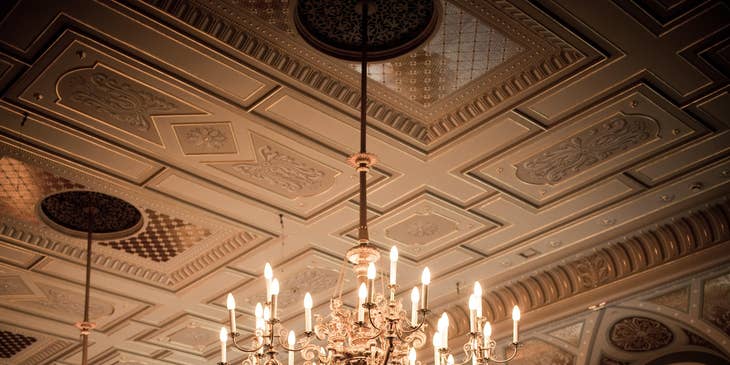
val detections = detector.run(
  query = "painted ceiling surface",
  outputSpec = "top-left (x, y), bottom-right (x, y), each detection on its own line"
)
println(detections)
top-left (0, 0), bottom-right (728, 364)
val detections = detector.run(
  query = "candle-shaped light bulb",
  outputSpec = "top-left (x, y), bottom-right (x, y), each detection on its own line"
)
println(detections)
top-left (408, 347), bottom-right (416, 365)
top-left (219, 327), bottom-right (228, 363)
top-left (357, 283), bottom-right (367, 322)
top-left (410, 286), bottom-right (420, 324)
top-left (420, 267), bottom-right (430, 310)
top-left (389, 246), bottom-right (398, 286)
top-left (473, 282), bottom-right (483, 317)
top-left (433, 332), bottom-right (441, 364)
top-left (271, 278), bottom-right (280, 319)
top-left (366, 262), bottom-right (376, 303)
top-left (304, 292), bottom-right (313, 332)
top-left (483, 322), bottom-right (492, 347)
top-left (512, 305), bottom-right (520, 343)
top-left (447, 354), bottom-right (455, 365)
top-left (263, 306), bottom-right (271, 321)
top-left (226, 293), bottom-right (237, 332)
top-left (264, 262), bottom-right (273, 300)
top-left (468, 294), bottom-right (477, 333)
top-left (254, 302), bottom-right (263, 331)
top-left (287, 330), bottom-right (296, 365)
top-left (437, 313), bottom-right (449, 349)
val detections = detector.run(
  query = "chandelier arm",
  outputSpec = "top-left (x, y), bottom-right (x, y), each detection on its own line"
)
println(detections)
top-left (366, 305), bottom-right (384, 331)
top-left (481, 342), bottom-right (520, 364)
top-left (275, 329), bottom-right (315, 352)
top-left (399, 311), bottom-right (427, 335)
top-left (230, 333), bottom-right (265, 353)
top-left (381, 336), bottom-right (394, 365)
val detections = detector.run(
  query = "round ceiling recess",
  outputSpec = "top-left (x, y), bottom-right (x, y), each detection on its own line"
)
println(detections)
top-left (294, 0), bottom-right (440, 62)
top-left (39, 191), bottom-right (142, 239)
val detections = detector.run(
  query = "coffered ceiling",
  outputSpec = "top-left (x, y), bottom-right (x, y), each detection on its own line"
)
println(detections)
top-left (0, 0), bottom-right (728, 364)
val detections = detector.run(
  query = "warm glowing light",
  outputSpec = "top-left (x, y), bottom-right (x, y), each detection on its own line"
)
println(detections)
top-left (219, 326), bottom-right (228, 342)
top-left (408, 347), bottom-right (416, 362)
top-left (304, 292), bottom-right (313, 309)
top-left (255, 302), bottom-right (263, 318)
top-left (433, 332), bottom-right (441, 348)
top-left (272, 279), bottom-right (280, 295)
top-left (474, 282), bottom-right (482, 297)
top-left (264, 263), bottom-right (273, 279)
top-left (438, 313), bottom-right (449, 332)
top-left (287, 330), bottom-right (296, 346)
top-left (263, 306), bottom-right (271, 321)
top-left (390, 246), bottom-right (398, 262)
top-left (447, 354), bottom-right (455, 365)
top-left (468, 294), bottom-right (478, 310)
top-left (512, 306), bottom-right (521, 321)
top-left (367, 262), bottom-right (376, 280)
top-left (226, 293), bottom-right (236, 310)
top-left (358, 283), bottom-right (367, 300)
top-left (483, 322), bottom-right (492, 337)
top-left (421, 267), bottom-right (431, 285)
top-left (411, 287), bottom-right (420, 303)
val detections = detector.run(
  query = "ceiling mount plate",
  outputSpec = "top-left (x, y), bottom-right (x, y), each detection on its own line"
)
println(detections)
top-left (294, 0), bottom-right (440, 62)
top-left (39, 191), bottom-right (143, 239)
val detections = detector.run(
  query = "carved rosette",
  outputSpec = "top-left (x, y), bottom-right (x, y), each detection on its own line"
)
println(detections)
top-left (516, 115), bottom-right (659, 185)
top-left (609, 317), bottom-right (673, 352)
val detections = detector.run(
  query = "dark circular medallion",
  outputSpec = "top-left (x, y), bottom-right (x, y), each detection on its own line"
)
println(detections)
top-left (39, 191), bottom-right (142, 238)
top-left (609, 316), bottom-right (673, 352)
top-left (294, 0), bottom-right (440, 61)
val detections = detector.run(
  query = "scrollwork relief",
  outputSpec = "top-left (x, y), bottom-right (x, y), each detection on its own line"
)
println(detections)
top-left (516, 115), bottom-right (659, 185)
top-left (609, 316), bottom-right (673, 352)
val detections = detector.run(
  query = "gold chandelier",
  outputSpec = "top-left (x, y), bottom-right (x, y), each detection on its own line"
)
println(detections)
top-left (218, 1), bottom-right (521, 364)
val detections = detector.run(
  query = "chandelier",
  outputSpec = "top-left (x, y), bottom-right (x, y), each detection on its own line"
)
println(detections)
top-left (219, 1), bottom-right (521, 364)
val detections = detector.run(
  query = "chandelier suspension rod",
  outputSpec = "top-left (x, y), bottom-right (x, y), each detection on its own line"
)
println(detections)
top-left (81, 195), bottom-right (94, 365)
top-left (357, 0), bottom-right (370, 244)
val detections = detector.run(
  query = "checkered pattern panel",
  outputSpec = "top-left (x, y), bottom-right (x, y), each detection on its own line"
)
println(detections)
top-left (0, 157), bottom-right (85, 224)
top-left (99, 209), bottom-right (211, 262)
top-left (0, 330), bottom-right (36, 358)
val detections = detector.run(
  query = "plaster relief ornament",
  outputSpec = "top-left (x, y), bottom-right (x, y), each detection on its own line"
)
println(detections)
top-left (516, 115), bottom-right (659, 185)
top-left (609, 317), bottom-right (673, 352)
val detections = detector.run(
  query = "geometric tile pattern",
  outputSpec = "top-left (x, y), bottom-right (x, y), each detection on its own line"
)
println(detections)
top-left (362, 1), bottom-right (523, 106)
top-left (646, 287), bottom-right (690, 313)
top-left (0, 330), bottom-right (36, 358)
top-left (0, 157), bottom-right (84, 224)
top-left (99, 209), bottom-right (211, 262)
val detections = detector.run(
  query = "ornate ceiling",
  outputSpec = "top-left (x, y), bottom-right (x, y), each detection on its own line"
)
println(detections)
top-left (0, 0), bottom-right (728, 364)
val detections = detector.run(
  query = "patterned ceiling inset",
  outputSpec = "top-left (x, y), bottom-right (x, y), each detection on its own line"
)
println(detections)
top-left (57, 63), bottom-right (202, 145)
top-left (359, 1), bottom-right (523, 106)
top-left (173, 122), bottom-right (237, 155)
top-left (646, 286), bottom-right (690, 312)
top-left (0, 156), bottom-right (85, 225)
top-left (702, 272), bottom-right (730, 336)
top-left (548, 322), bottom-right (584, 346)
top-left (609, 316), bottom-right (673, 352)
top-left (211, 134), bottom-right (338, 198)
top-left (385, 213), bottom-right (458, 246)
top-left (99, 209), bottom-right (211, 262)
top-left (40, 191), bottom-right (142, 237)
top-left (505, 339), bottom-right (575, 365)
top-left (0, 330), bottom-right (36, 358)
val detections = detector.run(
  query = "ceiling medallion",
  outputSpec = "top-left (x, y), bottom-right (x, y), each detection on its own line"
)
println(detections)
top-left (39, 191), bottom-right (142, 239)
top-left (219, 1), bottom-right (519, 364)
top-left (293, 0), bottom-right (440, 61)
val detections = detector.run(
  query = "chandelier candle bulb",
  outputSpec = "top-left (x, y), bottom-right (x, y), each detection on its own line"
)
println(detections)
top-left (420, 267), bottom-right (430, 310)
top-left (433, 332), bottom-right (441, 364)
top-left (357, 283), bottom-right (367, 323)
top-left (271, 279), bottom-right (280, 320)
top-left (408, 347), bottom-right (416, 365)
top-left (303, 292), bottom-right (313, 332)
top-left (287, 330), bottom-right (295, 365)
top-left (219, 327), bottom-right (227, 364)
top-left (512, 306), bottom-right (520, 343)
top-left (473, 282), bottom-right (483, 317)
top-left (410, 287), bottom-right (419, 324)
top-left (468, 294), bottom-right (477, 333)
top-left (483, 321), bottom-right (492, 347)
top-left (264, 263), bottom-right (273, 300)
top-left (438, 313), bottom-right (449, 349)
top-left (389, 246), bottom-right (398, 286)
top-left (254, 302), bottom-right (264, 331)
top-left (226, 293), bottom-right (236, 332)
top-left (366, 262), bottom-right (376, 303)
top-left (447, 354), bottom-right (455, 365)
